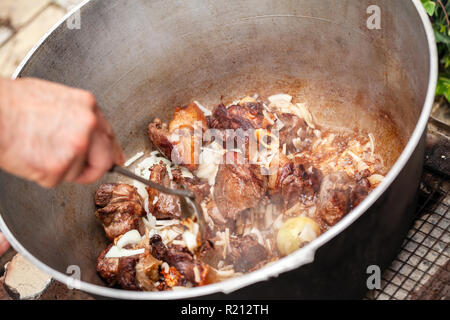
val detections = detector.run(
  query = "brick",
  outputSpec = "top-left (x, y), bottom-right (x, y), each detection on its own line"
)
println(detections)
top-left (0, 276), bottom-right (12, 300)
top-left (0, 5), bottom-right (65, 78)
top-left (0, 26), bottom-right (13, 47)
top-left (53, 0), bottom-right (85, 10)
top-left (3, 254), bottom-right (52, 300)
top-left (0, 0), bottom-right (52, 29)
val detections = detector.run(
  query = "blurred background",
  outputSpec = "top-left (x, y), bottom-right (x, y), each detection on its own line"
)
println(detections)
top-left (0, 0), bottom-right (84, 78)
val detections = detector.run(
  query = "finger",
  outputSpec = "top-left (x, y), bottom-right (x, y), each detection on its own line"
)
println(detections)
top-left (94, 108), bottom-right (125, 166)
top-left (0, 233), bottom-right (10, 256)
top-left (111, 135), bottom-right (125, 166)
top-left (74, 130), bottom-right (114, 184)
top-left (37, 168), bottom-right (66, 188)
top-left (35, 154), bottom-right (73, 188)
top-left (63, 153), bottom-right (88, 183)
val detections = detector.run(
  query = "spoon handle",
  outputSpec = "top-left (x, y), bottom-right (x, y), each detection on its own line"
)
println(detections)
top-left (110, 166), bottom-right (195, 199)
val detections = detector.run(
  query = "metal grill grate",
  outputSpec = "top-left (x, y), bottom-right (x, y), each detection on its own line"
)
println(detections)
top-left (366, 170), bottom-right (450, 300)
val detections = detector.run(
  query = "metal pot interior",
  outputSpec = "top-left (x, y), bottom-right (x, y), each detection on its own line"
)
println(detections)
top-left (0, 0), bottom-right (432, 296)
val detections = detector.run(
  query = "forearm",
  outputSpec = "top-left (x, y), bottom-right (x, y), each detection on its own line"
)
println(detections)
top-left (0, 78), bottom-right (13, 165)
top-left (0, 77), bottom-right (123, 187)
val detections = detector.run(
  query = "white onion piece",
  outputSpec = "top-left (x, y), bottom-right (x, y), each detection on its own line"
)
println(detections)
top-left (183, 231), bottom-right (198, 252)
top-left (294, 103), bottom-right (315, 129)
top-left (196, 142), bottom-right (225, 185)
top-left (124, 152), bottom-right (144, 167)
top-left (180, 166), bottom-right (194, 179)
top-left (193, 266), bottom-right (201, 283)
top-left (155, 219), bottom-right (180, 227)
top-left (161, 262), bottom-right (170, 273)
top-left (268, 94), bottom-right (292, 104)
top-left (292, 137), bottom-right (303, 150)
top-left (368, 133), bottom-right (375, 156)
top-left (194, 101), bottom-right (212, 117)
top-left (105, 247), bottom-right (145, 258)
top-left (116, 230), bottom-right (142, 249)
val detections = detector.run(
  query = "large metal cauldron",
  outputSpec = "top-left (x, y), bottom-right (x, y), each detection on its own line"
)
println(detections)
top-left (0, 0), bottom-right (437, 299)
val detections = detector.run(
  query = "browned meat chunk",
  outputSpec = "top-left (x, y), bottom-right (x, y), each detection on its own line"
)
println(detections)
top-left (96, 244), bottom-right (140, 290)
top-left (95, 184), bottom-right (145, 241)
top-left (147, 164), bottom-right (182, 219)
top-left (172, 170), bottom-right (211, 203)
top-left (150, 235), bottom-right (208, 285)
top-left (166, 246), bottom-right (206, 285)
top-left (213, 153), bottom-right (267, 221)
top-left (96, 244), bottom-right (119, 285)
top-left (203, 199), bottom-right (228, 226)
top-left (277, 113), bottom-right (313, 152)
top-left (148, 120), bottom-right (197, 170)
top-left (350, 182), bottom-right (370, 209)
top-left (97, 245), bottom-right (161, 291)
top-left (169, 102), bottom-right (208, 132)
top-left (269, 155), bottom-right (322, 208)
top-left (148, 102), bottom-right (207, 170)
top-left (209, 101), bottom-right (270, 130)
top-left (149, 234), bottom-right (168, 260)
top-left (317, 172), bottom-right (369, 226)
top-left (198, 240), bottom-right (223, 269)
top-left (147, 119), bottom-right (173, 160)
top-left (279, 162), bottom-right (322, 208)
top-left (229, 235), bottom-right (268, 272)
top-left (355, 169), bottom-right (372, 189)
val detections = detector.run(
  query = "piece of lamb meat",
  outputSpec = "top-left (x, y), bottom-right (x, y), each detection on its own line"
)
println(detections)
top-left (228, 235), bottom-right (268, 272)
top-left (172, 169), bottom-right (211, 204)
top-left (147, 163), bottom-right (182, 220)
top-left (148, 120), bottom-right (198, 170)
top-left (198, 240), bottom-right (223, 269)
top-left (147, 118), bottom-right (174, 160)
top-left (96, 245), bottom-right (161, 291)
top-left (148, 102), bottom-right (207, 170)
top-left (168, 102), bottom-right (208, 132)
top-left (317, 172), bottom-right (369, 226)
top-left (209, 101), bottom-right (271, 130)
top-left (269, 154), bottom-right (322, 208)
top-left (150, 235), bottom-right (208, 285)
top-left (277, 113), bottom-right (313, 153)
top-left (213, 152), bottom-right (267, 222)
top-left (96, 244), bottom-right (140, 290)
top-left (279, 162), bottom-right (322, 208)
top-left (95, 184), bottom-right (145, 241)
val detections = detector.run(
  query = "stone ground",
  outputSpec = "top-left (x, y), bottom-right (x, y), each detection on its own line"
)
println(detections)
top-left (0, 0), bottom-right (85, 78)
top-left (0, 0), bottom-right (93, 300)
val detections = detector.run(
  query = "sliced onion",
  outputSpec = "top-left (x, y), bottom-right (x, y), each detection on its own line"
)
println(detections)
top-left (105, 247), bottom-right (145, 258)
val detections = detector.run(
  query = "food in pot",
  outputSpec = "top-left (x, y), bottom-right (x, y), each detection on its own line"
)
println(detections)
top-left (94, 94), bottom-right (386, 291)
top-left (277, 217), bottom-right (321, 255)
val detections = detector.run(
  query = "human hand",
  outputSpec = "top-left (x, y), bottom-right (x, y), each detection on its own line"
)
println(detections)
top-left (0, 78), bottom-right (125, 187)
top-left (0, 232), bottom-right (9, 256)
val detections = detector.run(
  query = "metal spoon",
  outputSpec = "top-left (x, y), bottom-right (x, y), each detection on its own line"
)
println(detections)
top-left (110, 165), bottom-right (208, 241)
top-left (111, 165), bottom-right (194, 198)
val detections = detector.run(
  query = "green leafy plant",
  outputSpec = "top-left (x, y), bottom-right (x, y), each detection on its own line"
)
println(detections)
top-left (421, 0), bottom-right (450, 101)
